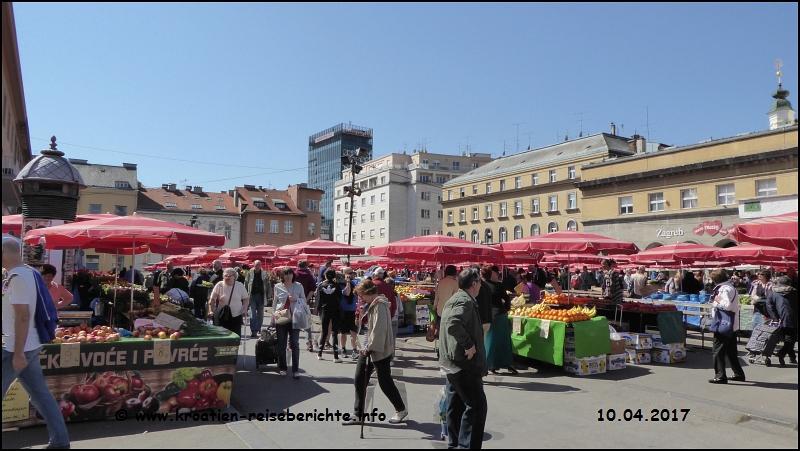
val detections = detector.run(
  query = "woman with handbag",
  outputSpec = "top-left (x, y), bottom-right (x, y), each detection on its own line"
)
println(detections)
top-left (708, 269), bottom-right (746, 384)
top-left (483, 265), bottom-right (517, 375)
top-left (272, 267), bottom-right (310, 378)
top-left (208, 268), bottom-right (249, 336)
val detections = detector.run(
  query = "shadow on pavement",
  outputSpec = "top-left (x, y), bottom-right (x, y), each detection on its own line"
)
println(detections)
top-left (232, 367), bottom-right (331, 414)
top-left (736, 381), bottom-right (799, 390)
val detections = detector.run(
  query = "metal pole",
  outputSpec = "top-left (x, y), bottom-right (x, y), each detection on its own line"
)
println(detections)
top-left (346, 163), bottom-right (356, 258)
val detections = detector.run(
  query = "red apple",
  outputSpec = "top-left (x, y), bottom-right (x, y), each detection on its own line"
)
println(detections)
top-left (144, 334), bottom-right (153, 341)
top-left (158, 332), bottom-right (167, 339)
top-left (102, 380), bottom-right (128, 400)
top-left (72, 384), bottom-right (100, 405)
top-left (130, 376), bottom-right (144, 390)
top-left (58, 400), bottom-right (75, 419)
top-left (132, 330), bottom-right (140, 337)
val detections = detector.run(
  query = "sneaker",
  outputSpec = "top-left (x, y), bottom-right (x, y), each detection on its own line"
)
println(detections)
top-left (351, 349), bottom-right (359, 359)
top-left (334, 358), bottom-right (343, 363)
top-left (389, 361), bottom-right (395, 367)
top-left (317, 352), bottom-right (323, 361)
top-left (342, 414), bottom-right (362, 426)
top-left (279, 371), bottom-right (286, 377)
top-left (293, 372), bottom-right (301, 379)
top-left (388, 410), bottom-right (408, 424)
top-left (307, 343), bottom-right (315, 353)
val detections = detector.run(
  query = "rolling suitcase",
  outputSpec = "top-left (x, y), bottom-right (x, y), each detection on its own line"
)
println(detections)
top-left (255, 326), bottom-right (278, 368)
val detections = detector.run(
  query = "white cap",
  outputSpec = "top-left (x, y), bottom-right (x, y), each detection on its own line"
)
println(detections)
top-left (373, 266), bottom-right (386, 277)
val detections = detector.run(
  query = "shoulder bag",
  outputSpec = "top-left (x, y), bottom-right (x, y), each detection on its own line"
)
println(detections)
top-left (273, 284), bottom-right (293, 325)
top-left (213, 284), bottom-right (234, 326)
top-left (709, 285), bottom-right (735, 337)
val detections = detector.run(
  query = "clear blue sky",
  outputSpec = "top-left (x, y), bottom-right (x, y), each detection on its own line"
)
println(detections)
top-left (14, 2), bottom-right (798, 194)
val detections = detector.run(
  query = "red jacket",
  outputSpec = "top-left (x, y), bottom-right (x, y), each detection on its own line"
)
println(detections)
top-left (373, 278), bottom-right (397, 319)
top-left (294, 268), bottom-right (317, 300)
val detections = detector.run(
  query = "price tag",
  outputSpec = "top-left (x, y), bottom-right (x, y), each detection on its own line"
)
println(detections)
top-left (540, 320), bottom-right (551, 339)
top-left (154, 313), bottom-right (186, 331)
top-left (512, 316), bottom-right (522, 335)
top-left (60, 342), bottom-right (81, 368)
top-left (2, 379), bottom-right (30, 422)
top-left (153, 339), bottom-right (171, 365)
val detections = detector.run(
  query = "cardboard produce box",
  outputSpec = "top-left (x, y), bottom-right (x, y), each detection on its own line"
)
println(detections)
top-left (625, 333), bottom-right (653, 350)
top-left (610, 338), bottom-right (626, 355)
top-left (607, 353), bottom-right (627, 370)
top-left (564, 355), bottom-right (607, 376)
top-left (625, 349), bottom-right (652, 364)
top-left (651, 346), bottom-right (687, 364)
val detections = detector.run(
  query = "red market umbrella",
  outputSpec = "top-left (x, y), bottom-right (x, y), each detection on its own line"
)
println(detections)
top-left (228, 245), bottom-right (279, 260)
top-left (2, 213), bottom-right (119, 234)
top-left (730, 211), bottom-right (798, 251)
top-left (276, 239), bottom-right (365, 257)
top-left (631, 243), bottom-right (720, 264)
top-left (542, 253), bottom-right (606, 265)
top-left (499, 230), bottom-right (640, 255)
top-left (368, 235), bottom-right (503, 263)
top-left (715, 244), bottom-right (797, 261)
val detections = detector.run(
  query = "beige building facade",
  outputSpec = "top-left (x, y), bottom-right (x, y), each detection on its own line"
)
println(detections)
top-left (441, 134), bottom-right (637, 244)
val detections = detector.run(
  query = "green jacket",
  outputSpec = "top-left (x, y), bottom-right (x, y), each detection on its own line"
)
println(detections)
top-left (439, 289), bottom-right (488, 377)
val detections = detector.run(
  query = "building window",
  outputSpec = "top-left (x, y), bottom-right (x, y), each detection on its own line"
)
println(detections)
top-left (514, 225), bottom-right (523, 240)
top-left (447, 190), bottom-right (453, 200)
top-left (499, 227), bottom-right (508, 243)
top-left (486, 182), bottom-right (492, 194)
top-left (619, 196), bottom-right (633, 215)
top-left (191, 204), bottom-right (202, 209)
top-left (361, 198), bottom-right (366, 207)
top-left (568, 166), bottom-right (576, 179)
top-left (532, 198), bottom-right (540, 213)
top-left (270, 220), bottom-right (279, 233)
top-left (532, 173), bottom-right (538, 185)
top-left (514, 201), bottom-right (522, 216)
top-left (380, 210), bottom-right (386, 220)
top-left (548, 196), bottom-right (557, 212)
top-left (472, 162), bottom-right (479, 169)
top-left (548, 221), bottom-right (558, 233)
top-left (284, 221), bottom-right (293, 234)
top-left (649, 193), bottom-right (665, 212)
top-left (361, 214), bottom-right (366, 223)
top-left (345, 202), bottom-right (349, 211)
top-left (380, 176), bottom-right (386, 184)
top-left (448, 211), bottom-right (454, 223)
top-left (352, 232), bottom-right (357, 241)
top-left (471, 230), bottom-right (479, 243)
top-left (380, 228), bottom-right (386, 238)
top-left (370, 229), bottom-right (375, 238)
top-left (421, 228), bottom-right (431, 236)
top-left (436, 176), bottom-right (447, 184)
top-left (380, 193), bottom-right (386, 202)
top-left (531, 223), bottom-right (540, 236)
top-left (422, 191), bottom-right (431, 201)
top-left (85, 255), bottom-right (100, 271)
top-left (681, 188), bottom-right (698, 209)
top-left (336, 234), bottom-right (340, 242)
top-left (500, 180), bottom-right (506, 191)
top-left (472, 185), bottom-right (478, 195)
top-left (460, 187), bottom-right (465, 198)
top-left (165, 202), bottom-right (177, 208)
top-left (458, 209), bottom-right (464, 222)
top-left (370, 212), bottom-right (376, 221)
top-left (421, 209), bottom-right (430, 218)
top-left (255, 219), bottom-right (265, 233)
top-left (114, 181), bottom-right (131, 189)
top-left (716, 184), bottom-right (735, 206)
top-left (432, 160), bottom-right (440, 169)
top-left (337, 219), bottom-right (341, 227)
top-left (370, 195), bottom-right (376, 204)
top-left (549, 170), bottom-right (557, 183)
top-left (337, 204), bottom-right (341, 212)
top-left (568, 193), bottom-right (577, 210)
top-left (472, 207), bottom-right (479, 221)
top-left (566, 220), bottom-right (578, 231)
top-left (306, 199), bottom-right (317, 211)
top-left (484, 228), bottom-right (493, 244)
top-left (453, 161), bottom-right (460, 171)
top-left (485, 204), bottom-right (492, 219)
top-left (756, 178), bottom-right (777, 197)
top-left (437, 211), bottom-right (443, 219)
top-left (208, 222), bottom-right (216, 233)
top-left (308, 222), bottom-right (316, 236)
top-left (459, 231), bottom-right (466, 240)
top-left (419, 175), bottom-right (431, 183)
top-left (114, 205), bottom-right (128, 216)
top-left (224, 226), bottom-right (232, 239)
top-left (515, 176), bottom-right (522, 189)
top-left (88, 204), bottom-right (102, 214)
top-left (215, 205), bottom-right (226, 210)
top-left (361, 231), bottom-right (366, 239)
top-left (344, 217), bottom-right (349, 226)
top-left (500, 202), bottom-right (507, 217)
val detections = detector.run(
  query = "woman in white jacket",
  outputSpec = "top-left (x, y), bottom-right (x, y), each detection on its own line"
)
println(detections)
top-left (708, 269), bottom-right (745, 384)
top-left (342, 279), bottom-right (408, 425)
top-left (273, 267), bottom-right (311, 378)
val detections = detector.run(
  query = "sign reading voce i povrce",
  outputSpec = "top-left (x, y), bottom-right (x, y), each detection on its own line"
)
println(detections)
top-left (656, 228), bottom-right (683, 238)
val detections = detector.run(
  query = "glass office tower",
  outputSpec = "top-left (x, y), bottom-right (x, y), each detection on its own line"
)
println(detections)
top-left (308, 123), bottom-right (373, 240)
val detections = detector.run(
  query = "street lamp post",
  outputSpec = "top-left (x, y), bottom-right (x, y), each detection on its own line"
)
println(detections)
top-left (341, 147), bottom-right (368, 260)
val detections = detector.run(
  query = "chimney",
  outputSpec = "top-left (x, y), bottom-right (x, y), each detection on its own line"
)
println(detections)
top-left (185, 185), bottom-right (192, 192)
top-left (162, 183), bottom-right (169, 190)
top-left (637, 136), bottom-right (646, 154)
top-left (192, 186), bottom-right (203, 193)
top-left (227, 190), bottom-right (234, 197)
top-left (610, 122), bottom-right (616, 135)
top-left (168, 183), bottom-right (177, 191)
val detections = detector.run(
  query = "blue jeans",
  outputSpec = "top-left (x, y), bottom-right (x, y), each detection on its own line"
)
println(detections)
top-left (249, 293), bottom-right (265, 335)
top-left (2, 347), bottom-right (70, 447)
top-left (446, 370), bottom-right (487, 449)
top-left (276, 324), bottom-right (300, 373)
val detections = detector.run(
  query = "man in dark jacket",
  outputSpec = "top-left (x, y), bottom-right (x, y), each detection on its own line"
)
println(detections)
top-left (474, 266), bottom-right (494, 340)
top-left (294, 260), bottom-right (318, 352)
top-left (579, 266), bottom-right (596, 291)
top-left (439, 267), bottom-right (488, 450)
top-left (765, 276), bottom-right (798, 366)
top-left (189, 267), bottom-right (211, 319)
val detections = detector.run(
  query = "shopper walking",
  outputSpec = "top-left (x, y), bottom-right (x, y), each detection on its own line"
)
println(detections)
top-left (339, 267), bottom-right (360, 359)
top-left (483, 266), bottom-right (517, 375)
top-left (2, 237), bottom-right (70, 449)
top-left (386, 278), bottom-right (404, 366)
top-left (244, 260), bottom-right (271, 338)
top-left (294, 260), bottom-right (317, 352)
top-left (342, 280), bottom-right (408, 425)
top-left (208, 268), bottom-right (249, 335)
top-left (765, 276), bottom-right (798, 366)
top-left (273, 267), bottom-right (310, 378)
top-left (189, 267), bottom-right (211, 319)
top-left (208, 260), bottom-right (224, 285)
top-left (439, 267), bottom-right (488, 449)
top-left (708, 269), bottom-right (745, 384)
top-left (631, 266), bottom-right (648, 299)
top-left (315, 269), bottom-right (342, 362)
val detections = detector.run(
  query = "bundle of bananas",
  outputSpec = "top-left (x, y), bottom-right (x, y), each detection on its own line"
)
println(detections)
top-left (510, 295), bottom-right (527, 308)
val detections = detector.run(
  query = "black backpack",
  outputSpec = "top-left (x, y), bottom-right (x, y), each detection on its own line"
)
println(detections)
top-left (533, 267), bottom-right (548, 289)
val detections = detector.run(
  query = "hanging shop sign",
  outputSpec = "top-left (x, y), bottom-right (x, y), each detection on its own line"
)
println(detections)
top-left (692, 220), bottom-right (737, 237)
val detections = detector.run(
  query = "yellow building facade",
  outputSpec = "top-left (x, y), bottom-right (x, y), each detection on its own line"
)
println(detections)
top-left (577, 126), bottom-right (798, 250)
top-left (441, 134), bottom-right (637, 243)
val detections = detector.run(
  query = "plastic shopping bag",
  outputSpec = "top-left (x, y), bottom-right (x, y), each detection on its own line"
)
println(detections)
top-left (433, 386), bottom-right (447, 423)
top-left (292, 302), bottom-right (309, 330)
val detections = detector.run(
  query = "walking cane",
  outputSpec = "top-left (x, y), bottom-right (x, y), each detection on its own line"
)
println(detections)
top-left (242, 314), bottom-right (249, 369)
top-left (360, 351), bottom-right (371, 439)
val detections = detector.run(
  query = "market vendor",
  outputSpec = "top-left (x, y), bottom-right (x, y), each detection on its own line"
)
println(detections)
top-left (41, 264), bottom-right (74, 309)
top-left (153, 260), bottom-right (175, 305)
top-left (600, 259), bottom-right (624, 304)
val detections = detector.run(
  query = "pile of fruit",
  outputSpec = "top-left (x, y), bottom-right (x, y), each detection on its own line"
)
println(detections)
top-left (200, 281), bottom-right (214, 287)
top-left (511, 304), bottom-right (597, 323)
top-left (52, 324), bottom-right (121, 344)
top-left (396, 284), bottom-right (431, 301)
top-left (621, 301), bottom-right (678, 313)
top-left (155, 367), bottom-right (232, 414)
top-left (134, 325), bottom-right (183, 340)
top-left (738, 295), bottom-right (752, 305)
top-left (59, 371), bottom-right (156, 420)
top-left (541, 293), bottom-right (597, 306)
top-left (510, 295), bottom-right (527, 308)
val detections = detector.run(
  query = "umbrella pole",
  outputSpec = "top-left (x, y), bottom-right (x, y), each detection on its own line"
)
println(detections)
top-left (130, 237), bottom-right (135, 331)
top-left (111, 253), bottom-right (118, 329)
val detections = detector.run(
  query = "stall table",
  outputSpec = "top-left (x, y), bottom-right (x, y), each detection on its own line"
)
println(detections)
top-left (509, 316), bottom-right (611, 366)
top-left (2, 333), bottom-right (239, 429)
